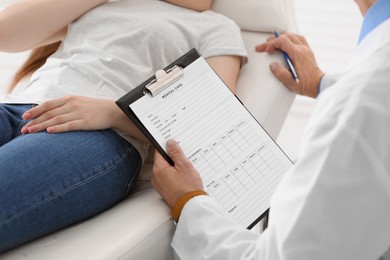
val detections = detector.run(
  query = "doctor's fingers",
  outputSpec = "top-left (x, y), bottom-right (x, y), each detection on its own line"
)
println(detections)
top-left (270, 60), bottom-right (323, 98)
top-left (151, 150), bottom-right (185, 207)
top-left (269, 62), bottom-right (299, 91)
top-left (281, 32), bottom-right (308, 46)
top-left (164, 140), bottom-right (204, 190)
top-left (152, 150), bottom-right (174, 172)
top-left (256, 36), bottom-right (298, 59)
top-left (266, 32), bottom-right (307, 45)
top-left (165, 139), bottom-right (194, 170)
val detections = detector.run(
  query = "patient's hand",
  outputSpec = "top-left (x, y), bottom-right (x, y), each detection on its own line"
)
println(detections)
top-left (21, 96), bottom-right (118, 134)
top-left (255, 32), bottom-right (324, 98)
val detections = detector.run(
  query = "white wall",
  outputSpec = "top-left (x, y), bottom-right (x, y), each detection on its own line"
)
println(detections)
top-left (277, 0), bottom-right (363, 161)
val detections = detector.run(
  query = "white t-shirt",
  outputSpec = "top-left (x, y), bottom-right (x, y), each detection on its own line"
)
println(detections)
top-left (0, 0), bottom-right (247, 160)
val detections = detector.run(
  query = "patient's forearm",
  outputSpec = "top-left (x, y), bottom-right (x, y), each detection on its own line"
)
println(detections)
top-left (0, 0), bottom-right (107, 52)
top-left (164, 0), bottom-right (212, 11)
top-left (111, 105), bottom-right (151, 145)
top-left (206, 56), bottom-right (241, 93)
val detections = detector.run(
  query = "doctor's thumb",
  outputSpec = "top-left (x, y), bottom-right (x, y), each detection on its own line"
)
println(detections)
top-left (269, 61), bottom-right (297, 90)
top-left (166, 139), bottom-right (186, 165)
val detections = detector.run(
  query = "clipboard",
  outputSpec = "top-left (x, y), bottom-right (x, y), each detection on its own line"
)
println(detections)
top-left (116, 49), bottom-right (201, 165)
top-left (116, 48), bottom-right (293, 229)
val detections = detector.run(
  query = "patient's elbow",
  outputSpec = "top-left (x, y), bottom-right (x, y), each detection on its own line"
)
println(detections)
top-left (194, 0), bottom-right (212, 12)
top-left (165, 0), bottom-right (212, 12)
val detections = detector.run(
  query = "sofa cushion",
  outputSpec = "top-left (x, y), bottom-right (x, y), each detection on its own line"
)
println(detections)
top-left (212, 0), bottom-right (288, 32)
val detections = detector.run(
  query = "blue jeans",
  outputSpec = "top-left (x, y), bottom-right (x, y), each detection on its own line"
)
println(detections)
top-left (0, 104), bottom-right (142, 252)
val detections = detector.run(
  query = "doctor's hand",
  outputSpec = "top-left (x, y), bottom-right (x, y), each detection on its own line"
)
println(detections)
top-left (21, 96), bottom-right (119, 134)
top-left (255, 32), bottom-right (324, 98)
top-left (152, 139), bottom-right (204, 209)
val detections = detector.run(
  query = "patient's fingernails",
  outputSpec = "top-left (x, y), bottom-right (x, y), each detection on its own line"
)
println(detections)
top-left (28, 126), bottom-right (37, 133)
top-left (22, 112), bottom-right (31, 120)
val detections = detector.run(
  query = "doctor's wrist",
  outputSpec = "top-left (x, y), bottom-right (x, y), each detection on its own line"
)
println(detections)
top-left (172, 190), bottom-right (207, 223)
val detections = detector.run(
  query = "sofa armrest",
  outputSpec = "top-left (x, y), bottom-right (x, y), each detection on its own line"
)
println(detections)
top-left (236, 31), bottom-right (295, 139)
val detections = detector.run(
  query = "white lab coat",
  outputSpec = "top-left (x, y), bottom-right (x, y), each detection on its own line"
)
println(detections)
top-left (171, 19), bottom-right (390, 260)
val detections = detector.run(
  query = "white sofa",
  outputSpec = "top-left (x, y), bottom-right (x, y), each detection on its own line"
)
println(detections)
top-left (0, 0), bottom-right (298, 259)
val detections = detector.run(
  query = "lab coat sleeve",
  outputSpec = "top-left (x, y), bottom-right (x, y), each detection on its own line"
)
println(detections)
top-left (319, 74), bottom-right (341, 93)
top-left (172, 195), bottom-right (260, 260)
top-left (172, 119), bottom-right (390, 260)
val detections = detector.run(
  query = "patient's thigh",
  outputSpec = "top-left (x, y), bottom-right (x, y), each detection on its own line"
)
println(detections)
top-left (0, 129), bottom-right (141, 251)
top-left (0, 104), bottom-right (32, 147)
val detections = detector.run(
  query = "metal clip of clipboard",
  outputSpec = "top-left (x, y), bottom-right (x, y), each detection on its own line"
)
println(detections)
top-left (144, 65), bottom-right (183, 96)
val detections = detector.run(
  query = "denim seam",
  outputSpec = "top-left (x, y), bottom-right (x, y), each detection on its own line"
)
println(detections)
top-left (0, 145), bottom-right (135, 226)
top-left (122, 152), bottom-right (142, 198)
top-left (15, 104), bottom-right (36, 137)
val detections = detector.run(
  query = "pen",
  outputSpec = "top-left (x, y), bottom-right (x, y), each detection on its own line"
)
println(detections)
top-left (274, 31), bottom-right (300, 83)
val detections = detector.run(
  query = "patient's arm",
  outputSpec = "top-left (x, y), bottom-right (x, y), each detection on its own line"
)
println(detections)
top-left (164, 0), bottom-right (213, 12)
top-left (20, 55), bottom-right (241, 143)
top-left (207, 55), bottom-right (241, 93)
top-left (36, 27), bottom-right (68, 48)
top-left (0, 0), bottom-right (108, 52)
top-left (20, 96), bottom-right (151, 144)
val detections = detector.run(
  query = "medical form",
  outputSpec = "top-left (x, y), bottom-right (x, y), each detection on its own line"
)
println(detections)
top-left (116, 49), bottom-right (293, 229)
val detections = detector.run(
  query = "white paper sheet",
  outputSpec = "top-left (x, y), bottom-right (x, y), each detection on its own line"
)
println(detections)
top-left (130, 57), bottom-right (292, 228)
